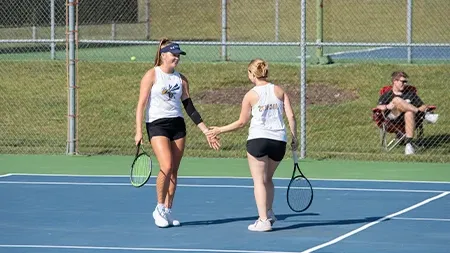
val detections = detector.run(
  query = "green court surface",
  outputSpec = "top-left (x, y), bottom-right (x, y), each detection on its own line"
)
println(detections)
top-left (1, 154), bottom-right (449, 182)
top-left (0, 44), bottom-right (310, 63)
top-left (0, 44), bottom-right (385, 63)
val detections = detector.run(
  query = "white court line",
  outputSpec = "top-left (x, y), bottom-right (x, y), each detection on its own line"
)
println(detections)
top-left (0, 173), bottom-right (11, 178)
top-left (0, 180), bottom-right (446, 193)
top-left (391, 217), bottom-right (450, 222)
top-left (300, 192), bottom-right (450, 253)
top-left (0, 244), bottom-right (297, 253)
top-left (327, 47), bottom-right (393, 56)
top-left (7, 173), bottom-right (450, 184)
top-left (297, 47), bottom-right (393, 59)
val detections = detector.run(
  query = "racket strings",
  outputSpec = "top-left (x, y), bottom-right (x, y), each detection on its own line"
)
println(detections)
top-left (131, 155), bottom-right (151, 185)
top-left (288, 177), bottom-right (313, 212)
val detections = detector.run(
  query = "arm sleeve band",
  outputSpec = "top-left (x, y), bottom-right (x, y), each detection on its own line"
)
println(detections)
top-left (182, 98), bottom-right (203, 125)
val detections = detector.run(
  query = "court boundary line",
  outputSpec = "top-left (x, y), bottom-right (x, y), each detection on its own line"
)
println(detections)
top-left (327, 47), bottom-right (393, 57)
top-left (0, 244), bottom-right (297, 253)
top-left (0, 173), bottom-right (11, 178)
top-left (0, 180), bottom-right (446, 193)
top-left (300, 191), bottom-right (450, 253)
top-left (297, 46), bottom-right (393, 59)
top-left (6, 173), bottom-right (450, 184)
top-left (391, 217), bottom-right (450, 222)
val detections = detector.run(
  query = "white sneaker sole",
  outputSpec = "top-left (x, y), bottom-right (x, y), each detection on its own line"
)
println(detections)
top-left (248, 225), bottom-right (272, 232)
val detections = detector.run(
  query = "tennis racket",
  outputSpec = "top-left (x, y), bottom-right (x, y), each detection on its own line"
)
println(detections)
top-left (130, 143), bottom-right (152, 188)
top-left (286, 150), bottom-right (313, 212)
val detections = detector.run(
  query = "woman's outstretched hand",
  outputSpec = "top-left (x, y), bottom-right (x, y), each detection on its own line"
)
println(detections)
top-left (203, 128), bottom-right (221, 151)
top-left (206, 126), bottom-right (221, 139)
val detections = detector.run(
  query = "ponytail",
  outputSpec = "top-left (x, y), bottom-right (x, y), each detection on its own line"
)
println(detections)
top-left (153, 38), bottom-right (171, 67)
top-left (248, 58), bottom-right (269, 79)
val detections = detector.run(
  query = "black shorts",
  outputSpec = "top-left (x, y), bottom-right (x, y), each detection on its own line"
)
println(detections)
top-left (246, 138), bottom-right (287, 162)
top-left (146, 117), bottom-right (186, 141)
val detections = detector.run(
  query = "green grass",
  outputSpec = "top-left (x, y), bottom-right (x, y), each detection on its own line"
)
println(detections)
top-left (0, 60), bottom-right (449, 162)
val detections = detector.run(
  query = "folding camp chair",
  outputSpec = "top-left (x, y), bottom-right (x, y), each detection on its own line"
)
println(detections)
top-left (371, 85), bottom-right (436, 151)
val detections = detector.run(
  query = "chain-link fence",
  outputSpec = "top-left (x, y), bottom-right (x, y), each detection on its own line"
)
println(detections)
top-left (0, 0), bottom-right (66, 154)
top-left (1, 0), bottom-right (449, 162)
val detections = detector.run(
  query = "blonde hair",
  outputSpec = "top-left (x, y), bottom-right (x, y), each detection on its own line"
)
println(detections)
top-left (248, 58), bottom-right (269, 79)
top-left (153, 38), bottom-right (173, 67)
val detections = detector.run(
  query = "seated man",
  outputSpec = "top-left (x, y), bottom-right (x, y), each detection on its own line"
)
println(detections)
top-left (376, 71), bottom-right (438, 155)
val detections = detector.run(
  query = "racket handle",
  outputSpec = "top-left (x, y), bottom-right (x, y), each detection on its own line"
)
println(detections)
top-left (135, 143), bottom-right (141, 157)
top-left (292, 150), bottom-right (299, 164)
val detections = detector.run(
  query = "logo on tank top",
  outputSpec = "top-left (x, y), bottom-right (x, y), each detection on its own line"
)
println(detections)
top-left (258, 103), bottom-right (279, 112)
top-left (161, 83), bottom-right (180, 100)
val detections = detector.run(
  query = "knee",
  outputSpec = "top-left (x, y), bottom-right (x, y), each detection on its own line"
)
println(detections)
top-left (159, 164), bottom-right (174, 174)
top-left (404, 111), bottom-right (415, 118)
top-left (391, 97), bottom-right (403, 105)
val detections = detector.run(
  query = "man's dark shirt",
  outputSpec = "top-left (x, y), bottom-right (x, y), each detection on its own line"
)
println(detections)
top-left (378, 87), bottom-right (424, 108)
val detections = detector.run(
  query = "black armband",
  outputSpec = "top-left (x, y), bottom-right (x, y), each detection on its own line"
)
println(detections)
top-left (182, 98), bottom-right (203, 125)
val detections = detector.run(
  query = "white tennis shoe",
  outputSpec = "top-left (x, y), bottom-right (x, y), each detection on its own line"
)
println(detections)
top-left (248, 219), bottom-right (272, 232)
top-left (405, 143), bottom-right (415, 155)
top-left (153, 206), bottom-right (169, 228)
top-left (165, 208), bottom-right (181, 227)
top-left (424, 112), bottom-right (439, 124)
top-left (267, 209), bottom-right (277, 225)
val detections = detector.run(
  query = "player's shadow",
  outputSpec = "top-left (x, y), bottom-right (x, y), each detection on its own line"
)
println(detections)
top-left (272, 216), bottom-right (383, 232)
top-left (182, 213), bottom-right (320, 226)
top-left (416, 134), bottom-right (450, 149)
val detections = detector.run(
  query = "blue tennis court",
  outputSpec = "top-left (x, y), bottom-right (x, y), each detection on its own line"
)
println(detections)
top-left (1, 174), bottom-right (449, 253)
top-left (328, 46), bottom-right (450, 61)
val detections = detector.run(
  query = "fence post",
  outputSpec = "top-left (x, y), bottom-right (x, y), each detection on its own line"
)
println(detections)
top-left (315, 0), bottom-right (331, 64)
top-left (275, 0), bottom-right (279, 42)
top-left (111, 22), bottom-right (116, 40)
top-left (407, 0), bottom-right (413, 63)
top-left (300, 0), bottom-right (307, 159)
top-left (67, 0), bottom-right (78, 155)
top-left (50, 0), bottom-right (55, 60)
top-left (221, 0), bottom-right (228, 61)
top-left (145, 0), bottom-right (150, 40)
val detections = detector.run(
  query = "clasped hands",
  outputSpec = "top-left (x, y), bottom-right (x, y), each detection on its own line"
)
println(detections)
top-left (203, 127), bottom-right (222, 151)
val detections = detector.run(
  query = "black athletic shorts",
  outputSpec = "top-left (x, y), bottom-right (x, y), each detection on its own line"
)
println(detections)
top-left (246, 138), bottom-right (287, 162)
top-left (146, 117), bottom-right (186, 141)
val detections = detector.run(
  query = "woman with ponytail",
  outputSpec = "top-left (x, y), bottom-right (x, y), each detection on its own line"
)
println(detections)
top-left (207, 58), bottom-right (298, 232)
top-left (135, 38), bottom-right (220, 228)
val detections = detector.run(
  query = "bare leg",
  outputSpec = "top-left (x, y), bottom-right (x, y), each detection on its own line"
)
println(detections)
top-left (247, 153), bottom-right (269, 220)
top-left (151, 137), bottom-right (173, 205)
top-left (165, 137), bottom-right (185, 209)
top-left (391, 97), bottom-right (418, 138)
top-left (266, 158), bottom-right (281, 211)
top-left (404, 111), bottom-right (415, 138)
top-left (391, 97), bottom-right (419, 114)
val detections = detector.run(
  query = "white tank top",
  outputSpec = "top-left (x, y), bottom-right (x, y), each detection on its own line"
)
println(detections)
top-left (248, 83), bottom-right (286, 142)
top-left (145, 67), bottom-right (184, 123)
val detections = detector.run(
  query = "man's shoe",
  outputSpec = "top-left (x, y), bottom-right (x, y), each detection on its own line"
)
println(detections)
top-left (424, 112), bottom-right (439, 124)
top-left (405, 143), bottom-right (415, 155)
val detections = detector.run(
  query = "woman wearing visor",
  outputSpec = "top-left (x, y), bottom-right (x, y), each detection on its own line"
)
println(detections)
top-left (135, 38), bottom-right (220, 228)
